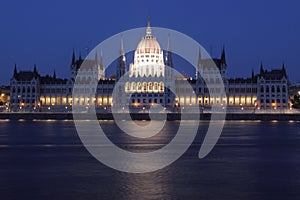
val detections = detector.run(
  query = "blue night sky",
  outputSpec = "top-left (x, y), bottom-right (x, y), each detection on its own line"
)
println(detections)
top-left (0, 0), bottom-right (300, 85)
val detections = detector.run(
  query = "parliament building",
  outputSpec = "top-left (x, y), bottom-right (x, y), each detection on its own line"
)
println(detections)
top-left (9, 22), bottom-right (291, 112)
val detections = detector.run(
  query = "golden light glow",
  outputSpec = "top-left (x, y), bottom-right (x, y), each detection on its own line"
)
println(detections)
top-left (234, 97), bottom-right (240, 105)
top-left (246, 97), bottom-right (252, 105)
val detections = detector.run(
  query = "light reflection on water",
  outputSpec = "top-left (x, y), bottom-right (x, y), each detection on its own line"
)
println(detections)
top-left (0, 120), bottom-right (300, 199)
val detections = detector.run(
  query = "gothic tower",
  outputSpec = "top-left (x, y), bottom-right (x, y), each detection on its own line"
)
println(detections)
top-left (164, 33), bottom-right (175, 106)
top-left (196, 47), bottom-right (203, 80)
top-left (94, 50), bottom-right (105, 80)
top-left (99, 50), bottom-right (105, 80)
top-left (70, 49), bottom-right (77, 81)
top-left (220, 45), bottom-right (227, 80)
top-left (116, 35), bottom-right (126, 81)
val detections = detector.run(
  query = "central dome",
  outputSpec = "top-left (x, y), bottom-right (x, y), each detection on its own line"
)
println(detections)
top-left (135, 21), bottom-right (161, 54)
top-left (136, 37), bottom-right (161, 52)
top-left (129, 20), bottom-right (165, 78)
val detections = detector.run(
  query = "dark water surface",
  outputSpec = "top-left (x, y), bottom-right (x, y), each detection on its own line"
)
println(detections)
top-left (1, 120), bottom-right (300, 199)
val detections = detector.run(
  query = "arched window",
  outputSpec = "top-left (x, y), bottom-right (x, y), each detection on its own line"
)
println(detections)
top-left (277, 86), bottom-right (280, 93)
top-left (266, 86), bottom-right (269, 93)
top-left (148, 82), bottom-right (153, 91)
top-left (260, 86), bottom-right (264, 93)
top-left (159, 82), bottom-right (164, 92)
top-left (154, 82), bottom-right (158, 92)
top-left (137, 82), bottom-right (142, 91)
top-left (125, 82), bottom-right (130, 92)
top-left (131, 82), bottom-right (136, 91)
top-left (142, 82), bottom-right (147, 93)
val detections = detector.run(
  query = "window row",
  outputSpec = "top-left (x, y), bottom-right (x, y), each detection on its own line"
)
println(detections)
top-left (260, 86), bottom-right (286, 93)
top-left (125, 82), bottom-right (164, 93)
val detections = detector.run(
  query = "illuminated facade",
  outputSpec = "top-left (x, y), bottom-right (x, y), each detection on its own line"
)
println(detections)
top-left (9, 21), bottom-right (290, 112)
top-left (114, 21), bottom-right (175, 108)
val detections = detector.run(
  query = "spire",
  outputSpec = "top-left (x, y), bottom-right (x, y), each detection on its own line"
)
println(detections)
top-left (53, 70), bottom-right (56, 79)
top-left (95, 50), bottom-right (98, 65)
top-left (72, 48), bottom-right (76, 64)
top-left (116, 35), bottom-right (126, 81)
top-left (282, 62), bottom-right (287, 77)
top-left (120, 35), bottom-right (126, 63)
top-left (282, 62), bottom-right (285, 70)
top-left (79, 51), bottom-right (82, 60)
top-left (196, 47), bottom-right (203, 79)
top-left (120, 34), bottom-right (125, 57)
top-left (95, 50), bottom-right (103, 80)
top-left (167, 33), bottom-right (171, 51)
top-left (99, 49), bottom-right (105, 79)
top-left (260, 61), bottom-right (264, 74)
top-left (146, 17), bottom-right (152, 36)
top-left (198, 46), bottom-right (202, 64)
top-left (221, 45), bottom-right (226, 65)
top-left (13, 64), bottom-right (17, 76)
top-left (165, 33), bottom-right (174, 69)
top-left (252, 68), bottom-right (254, 79)
top-left (33, 64), bottom-right (37, 73)
top-left (100, 49), bottom-right (104, 69)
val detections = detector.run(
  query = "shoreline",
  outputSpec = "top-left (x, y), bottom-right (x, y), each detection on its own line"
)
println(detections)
top-left (1, 112), bottom-right (300, 121)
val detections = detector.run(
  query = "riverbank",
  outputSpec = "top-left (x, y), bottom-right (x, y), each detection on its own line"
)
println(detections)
top-left (1, 112), bottom-right (300, 121)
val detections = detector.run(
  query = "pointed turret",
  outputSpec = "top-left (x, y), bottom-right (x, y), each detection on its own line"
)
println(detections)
top-left (196, 47), bottom-right (203, 79)
top-left (33, 64), bottom-right (37, 74)
top-left (79, 51), bottom-right (82, 61)
top-left (70, 49), bottom-right (77, 80)
top-left (94, 50), bottom-right (103, 80)
top-left (100, 50), bottom-right (104, 66)
top-left (282, 62), bottom-right (287, 77)
top-left (167, 33), bottom-right (171, 50)
top-left (116, 35), bottom-right (126, 81)
top-left (72, 48), bottom-right (76, 65)
top-left (99, 49), bottom-right (105, 79)
top-left (53, 70), bottom-right (56, 79)
top-left (120, 34), bottom-right (125, 57)
top-left (197, 47), bottom-right (202, 66)
top-left (94, 50), bottom-right (98, 65)
top-left (260, 61), bottom-right (264, 74)
top-left (146, 17), bottom-right (152, 36)
top-left (165, 33), bottom-right (174, 68)
top-left (251, 68), bottom-right (254, 79)
top-left (13, 64), bottom-right (17, 77)
top-left (221, 45), bottom-right (226, 66)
